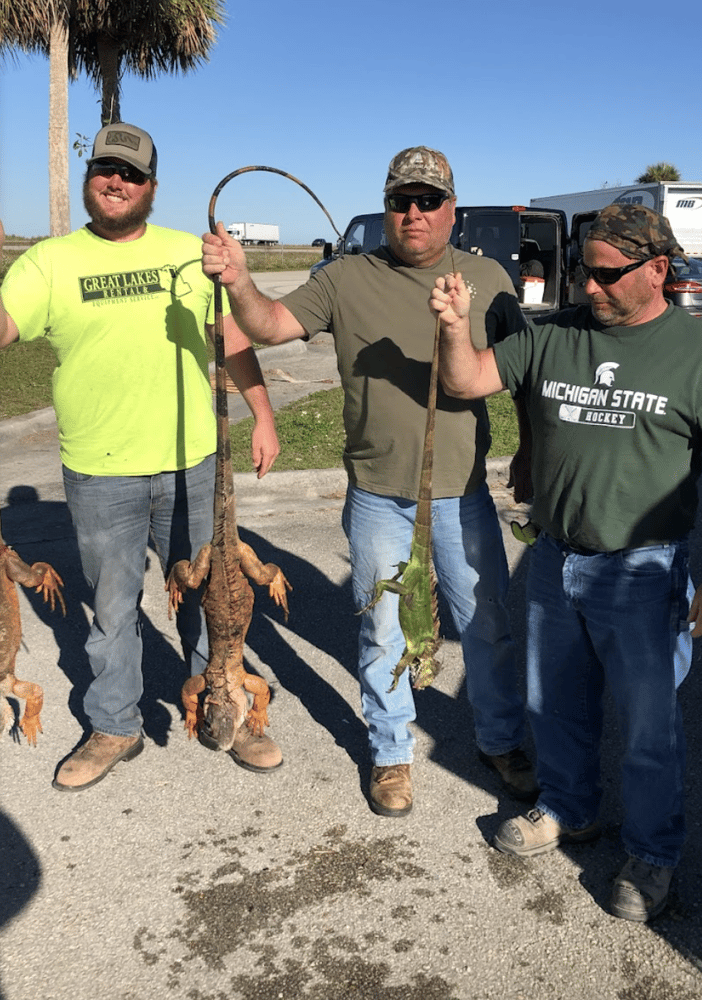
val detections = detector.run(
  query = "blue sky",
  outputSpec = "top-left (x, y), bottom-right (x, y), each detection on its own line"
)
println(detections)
top-left (1, 0), bottom-right (700, 243)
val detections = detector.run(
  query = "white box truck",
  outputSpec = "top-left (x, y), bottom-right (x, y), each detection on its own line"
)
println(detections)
top-left (530, 183), bottom-right (702, 257)
top-left (226, 222), bottom-right (280, 245)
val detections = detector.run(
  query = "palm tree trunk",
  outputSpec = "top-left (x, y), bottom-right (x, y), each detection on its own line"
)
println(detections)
top-left (97, 33), bottom-right (121, 125)
top-left (48, 15), bottom-right (70, 236)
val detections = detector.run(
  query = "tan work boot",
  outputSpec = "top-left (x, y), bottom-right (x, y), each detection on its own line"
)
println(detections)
top-left (228, 723), bottom-right (283, 772)
top-left (370, 764), bottom-right (413, 817)
top-left (494, 808), bottom-right (600, 857)
top-left (53, 731), bottom-right (144, 792)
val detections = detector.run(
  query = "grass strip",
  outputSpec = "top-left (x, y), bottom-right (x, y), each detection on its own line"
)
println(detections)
top-left (229, 386), bottom-right (518, 473)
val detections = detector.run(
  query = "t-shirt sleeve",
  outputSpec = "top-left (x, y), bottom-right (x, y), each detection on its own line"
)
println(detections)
top-left (2, 247), bottom-right (51, 341)
top-left (280, 261), bottom-right (339, 336)
top-left (493, 324), bottom-right (535, 397)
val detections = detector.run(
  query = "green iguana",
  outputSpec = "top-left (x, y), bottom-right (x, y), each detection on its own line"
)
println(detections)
top-left (362, 313), bottom-right (443, 693)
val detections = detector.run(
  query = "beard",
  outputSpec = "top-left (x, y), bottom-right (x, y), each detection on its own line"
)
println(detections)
top-left (82, 180), bottom-right (156, 236)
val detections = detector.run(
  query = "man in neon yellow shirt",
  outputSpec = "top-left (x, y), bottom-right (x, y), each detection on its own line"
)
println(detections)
top-left (0, 123), bottom-right (282, 790)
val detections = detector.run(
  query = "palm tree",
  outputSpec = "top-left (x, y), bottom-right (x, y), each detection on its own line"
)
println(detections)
top-left (0, 1), bottom-right (73, 235)
top-left (0, 0), bottom-right (225, 236)
top-left (71, 1), bottom-right (225, 126)
top-left (635, 163), bottom-right (681, 183)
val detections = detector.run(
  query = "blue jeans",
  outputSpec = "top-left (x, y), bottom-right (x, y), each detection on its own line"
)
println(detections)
top-left (526, 532), bottom-right (688, 868)
top-left (63, 455), bottom-right (215, 737)
top-left (342, 483), bottom-right (525, 765)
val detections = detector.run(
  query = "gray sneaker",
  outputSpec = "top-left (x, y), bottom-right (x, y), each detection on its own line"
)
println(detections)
top-left (610, 857), bottom-right (674, 922)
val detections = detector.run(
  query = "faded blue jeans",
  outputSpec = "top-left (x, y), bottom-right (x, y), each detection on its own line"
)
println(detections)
top-left (342, 483), bottom-right (525, 765)
top-left (63, 455), bottom-right (215, 737)
top-left (527, 532), bottom-right (688, 868)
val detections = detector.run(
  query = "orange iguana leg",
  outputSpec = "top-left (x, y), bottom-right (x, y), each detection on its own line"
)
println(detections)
top-left (31, 565), bottom-right (66, 615)
top-left (11, 678), bottom-right (44, 746)
top-left (243, 672), bottom-right (271, 736)
top-left (6, 551), bottom-right (66, 616)
top-left (238, 542), bottom-right (292, 620)
top-left (166, 544), bottom-right (212, 618)
top-left (181, 673), bottom-right (207, 738)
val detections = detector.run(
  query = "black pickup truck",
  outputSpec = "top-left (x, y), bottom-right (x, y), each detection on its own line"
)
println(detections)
top-left (314, 205), bottom-right (595, 318)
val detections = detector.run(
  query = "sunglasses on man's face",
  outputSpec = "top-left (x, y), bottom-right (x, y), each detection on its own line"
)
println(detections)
top-left (88, 160), bottom-right (149, 185)
top-left (386, 192), bottom-right (449, 213)
top-left (579, 258), bottom-right (651, 286)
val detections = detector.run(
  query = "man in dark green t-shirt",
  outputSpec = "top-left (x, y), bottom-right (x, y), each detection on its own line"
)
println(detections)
top-left (431, 203), bottom-right (701, 923)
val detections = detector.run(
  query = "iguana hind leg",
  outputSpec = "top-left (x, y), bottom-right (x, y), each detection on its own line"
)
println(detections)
top-left (238, 542), bottom-right (291, 619)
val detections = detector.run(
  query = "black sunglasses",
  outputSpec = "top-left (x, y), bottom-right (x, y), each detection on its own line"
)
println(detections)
top-left (578, 258), bottom-right (651, 286)
top-left (386, 192), bottom-right (449, 213)
top-left (88, 159), bottom-right (149, 185)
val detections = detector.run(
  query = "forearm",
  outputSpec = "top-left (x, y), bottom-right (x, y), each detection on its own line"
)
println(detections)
top-left (431, 271), bottom-right (504, 399)
top-left (223, 275), bottom-right (301, 346)
top-left (0, 293), bottom-right (19, 348)
top-left (439, 331), bottom-right (502, 399)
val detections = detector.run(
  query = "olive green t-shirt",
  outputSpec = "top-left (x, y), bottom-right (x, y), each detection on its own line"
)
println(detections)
top-left (283, 246), bottom-right (524, 499)
top-left (495, 304), bottom-right (702, 551)
top-left (3, 225), bottom-right (222, 475)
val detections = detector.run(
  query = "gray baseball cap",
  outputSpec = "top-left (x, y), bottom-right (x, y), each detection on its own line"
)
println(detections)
top-left (384, 146), bottom-right (455, 196)
top-left (87, 123), bottom-right (158, 178)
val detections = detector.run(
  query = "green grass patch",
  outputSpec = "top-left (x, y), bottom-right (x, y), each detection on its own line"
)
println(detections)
top-left (485, 390), bottom-right (520, 458)
top-left (230, 387), bottom-right (346, 472)
top-left (229, 386), bottom-right (518, 473)
top-left (0, 339), bottom-right (56, 419)
top-left (246, 249), bottom-right (322, 272)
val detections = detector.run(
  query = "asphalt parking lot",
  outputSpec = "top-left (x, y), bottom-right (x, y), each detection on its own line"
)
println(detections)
top-left (1, 275), bottom-right (702, 1000)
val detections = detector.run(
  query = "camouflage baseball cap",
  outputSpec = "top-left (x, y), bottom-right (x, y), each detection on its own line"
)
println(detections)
top-left (88, 123), bottom-right (158, 178)
top-left (384, 146), bottom-right (455, 196)
top-left (585, 204), bottom-right (687, 262)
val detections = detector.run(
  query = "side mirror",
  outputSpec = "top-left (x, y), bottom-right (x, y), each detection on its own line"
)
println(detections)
top-left (323, 242), bottom-right (333, 259)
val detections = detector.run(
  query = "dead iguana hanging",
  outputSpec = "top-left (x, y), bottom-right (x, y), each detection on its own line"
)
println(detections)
top-left (362, 312), bottom-right (444, 693)
top-left (166, 279), bottom-right (291, 750)
top-left (0, 510), bottom-right (65, 743)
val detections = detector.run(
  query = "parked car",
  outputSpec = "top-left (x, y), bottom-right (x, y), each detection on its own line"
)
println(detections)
top-left (665, 257), bottom-right (702, 317)
top-left (311, 237), bottom-right (327, 247)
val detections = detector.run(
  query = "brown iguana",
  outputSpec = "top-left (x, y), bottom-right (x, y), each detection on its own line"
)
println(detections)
top-left (166, 280), bottom-right (291, 750)
top-left (362, 312), bottom-right (444, 693)
top-left (0, 511), bottom-right (65, 743)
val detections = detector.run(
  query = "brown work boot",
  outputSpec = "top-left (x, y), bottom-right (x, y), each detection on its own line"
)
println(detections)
top-left (478, 747), bottom-right (539, 801)
top-left (52, 731), bottom-right (144, 792)
top-left (228, 723), bottom-right (283, 772)
top-left (370, 764), bottom-right (413, 817)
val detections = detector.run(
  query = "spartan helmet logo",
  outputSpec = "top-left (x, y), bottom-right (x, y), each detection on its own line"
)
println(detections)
top-left (594, 362), bottom-right (620, 387)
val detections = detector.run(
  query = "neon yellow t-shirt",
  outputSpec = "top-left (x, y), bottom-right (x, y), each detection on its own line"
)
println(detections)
top-left (3, 224), bottom-right (223, 475)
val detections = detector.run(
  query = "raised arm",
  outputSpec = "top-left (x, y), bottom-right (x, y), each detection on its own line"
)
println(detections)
top-left (202, 222), bottom-right (306, 346)
top-left (0, 221), bottom-right (20, 349)
top-left (206, 313), bottom-right (280, 478)
top-left (430, 272), bottom-right (505, 400)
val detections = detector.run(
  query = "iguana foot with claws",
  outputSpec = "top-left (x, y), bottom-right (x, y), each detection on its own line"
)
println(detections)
top-left (1, 520), bottom-right (66, 744)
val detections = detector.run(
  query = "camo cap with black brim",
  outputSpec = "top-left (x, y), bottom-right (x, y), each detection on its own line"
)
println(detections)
top-left (383, 146), bottom-right (455, 197)
top-left (586, 204), bottom-right (687, 263)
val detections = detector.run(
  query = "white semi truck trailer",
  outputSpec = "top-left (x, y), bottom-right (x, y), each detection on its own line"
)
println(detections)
top-left (530, 182), bottom-right (702, 257)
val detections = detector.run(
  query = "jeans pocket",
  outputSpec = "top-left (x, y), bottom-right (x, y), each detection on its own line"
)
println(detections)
top-left (62, 465), bottom-right (94, 485)
top-left (619, 543), bottom-right (675, 576)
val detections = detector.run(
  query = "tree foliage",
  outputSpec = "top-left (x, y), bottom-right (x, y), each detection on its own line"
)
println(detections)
top-left (0, 0), bottom-right (225, 235)
top-left (635, 162), bottom-right (681, 183)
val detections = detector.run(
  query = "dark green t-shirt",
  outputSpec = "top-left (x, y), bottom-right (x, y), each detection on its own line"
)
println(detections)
top-left (495, 303), bottom-right (702, 551)
top-left (283, 246), bottom-right (524, 499)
